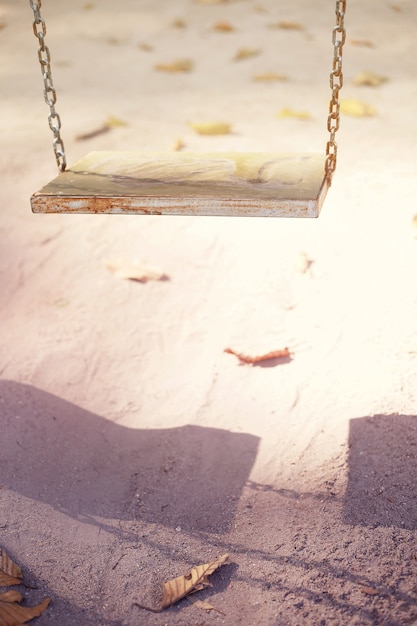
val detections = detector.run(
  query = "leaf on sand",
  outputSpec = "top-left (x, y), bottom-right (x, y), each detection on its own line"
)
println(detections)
top-left (349, 38), bottom-right (374, 48)
top-left (187, 597), bottom-right (226, 615)
top-left (352, 71), bottom-right (388, 87)
top-left (162, 554), bottom-right (229, 609)
top-left (106, 260), bottom-right (168, 283)
top-left (0, 549), bottom-right (23, 587)
top-left (76, 115), bottom-right (127, 142)
top-left (189, 121), bottom-right (231, 136)
top-left (136, 554), bottom-right (229, 613)
top-left (340, 98), bottom-right (376, 117)
top-left (213, 21), bottom-right (234, 32)
top-left (224, 347), bottom-right (291, 365)
top-left (0, 593), bottom-right (50, 625)
top-left (233, 47), bottom-right (262, 61)
top-left (154, 58), bottom-right (193, 73)
top-left (359, 586), bottom-right (380, 596)
top-left (268, 20), bottom-right (304, 30)
top-left (277, 107), bottom-right (311, 120)
top-left (253, 72), bottom-right (288, 82)
top-left (172, 138), bottom-right (186, 151)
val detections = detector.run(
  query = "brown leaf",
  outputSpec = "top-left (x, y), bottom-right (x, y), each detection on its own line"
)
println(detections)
top-left (233, 47), bottom-right (262, 61)
top-left (172, 18), bottom-right (187, 28)
top-left (213, 21), bottom-right (234, 32)
top-left (340, 98), bottom-right (376, 117)
top-left (268, 20), bottom-right (304, 30)
top-left (0, 594), bottom-right (50, 625)
top-left (359, 586), bottom-right (380, 596)
top-left (0, 550), bottom-right (23, 587)
top-left (189, 121), bottom-right (231, 135)
top-left (138, 42), bottom-right (153, 52)
top-left (154, 59), bottom-right (193, 72)
top-left (162, 554), bottom-right (229, 609)
top-left (224, 347), bottom-right (291, 364)
top-left (106, 260), bottom-right (168, 283)
top-left (349, 38), bottom-right (375, 48)
top-left (187, 597), bottom-right (226, 614)
top-left (253, 72), bottom-right (288, 83)
top-left (352, 71), bottom-right (388, 87)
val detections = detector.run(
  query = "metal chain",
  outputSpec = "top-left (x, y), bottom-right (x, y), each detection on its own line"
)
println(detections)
top-left (325, 0), bottom-right (346, 186)
top-left (29, 0), bottom-right (66, 172)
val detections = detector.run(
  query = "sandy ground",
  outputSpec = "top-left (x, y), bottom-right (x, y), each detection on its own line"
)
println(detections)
top-left (1, 0), bottom-right (417, 624)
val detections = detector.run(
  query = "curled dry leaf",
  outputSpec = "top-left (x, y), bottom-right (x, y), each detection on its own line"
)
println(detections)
top-left (224, 347), bottom-right (291, 365)
top-left (189, 121), bottom-right (231, 136)
top-left (0, 593), bottom-right (50, 626)
top-left (253, 72), bottom-right (288, 82)
top-left (136, 554), bottom-right (229, 612)
top-left (340, 98), bottom-right (376, 117)
top-left (277, 107), bottom-right (311, 120)
top-left (154, 58), bottom-right (194, 73)
top-left (0, 549), bottom-right (23, 587)
top-left (106, 260), bottom-right (168, 283)
top-left (352, 71), bottom-right (388, 87)
top-left (233, 47), bottom-right (262, 61)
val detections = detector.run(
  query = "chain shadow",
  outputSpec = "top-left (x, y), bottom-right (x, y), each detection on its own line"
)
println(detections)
top-left (0, 380), bottom-right (259, 534)
top-left (344, 413), bottom-right (417, 530)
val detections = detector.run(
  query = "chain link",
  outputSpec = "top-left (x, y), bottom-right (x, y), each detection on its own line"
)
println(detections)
top-left (29, 0), bottom-right (66, 172)
top-left (325, 0), bottom-right (346, 186)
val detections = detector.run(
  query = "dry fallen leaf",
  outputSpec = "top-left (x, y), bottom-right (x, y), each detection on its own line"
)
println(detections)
top-left (0, 593), bottom-right (50, 625)
top-left (136, 554), bottom-right (229, 612)
top-left (233, 47), bottom-right (262, 61)
top-left (138, 42), bottom-right (153, 52)
top-left (0, 549), bottom-right (23, 587)
top-left (172, 18), bottom-right (187, 28)
top-left (359, 586), bottom-right (380, 596)
top-left (154, 58), bottom-right (194, 73)
top-left (173, 138), bottom-right (186, 151)
top-left (268, 20), bottom-right (304, 30)
top-left (188, 597), bottom-right (226, 615)
top-left (76, 115), bottom-right (127, 142)
top-left (277, 107), bottom-right (311, 120)
top-left (224, 347), bottom-right (291, 365)
top-left (253, 72), bottom-right (288, 82)
top-left (189, 121), bottom-right (232, 135)
top-left (352, 71), bottom-right (388, 87)
top-left (340, 98), bottom-right (376, 117)
top-left (349, 38), bottom-right (374, 48)
top-left (213, 21), bottom-right (234, 32)
top-left (106, 260), bottom-right (168, 283)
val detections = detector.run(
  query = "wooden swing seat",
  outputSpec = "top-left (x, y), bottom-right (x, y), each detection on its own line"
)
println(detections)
top-left (31, 151), bottom-right (328, 218)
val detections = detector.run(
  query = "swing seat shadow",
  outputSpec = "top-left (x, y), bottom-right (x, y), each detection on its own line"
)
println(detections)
top-left (344, 413), bottom-right (417, 530)
top-left (0, 381), bottom-right (259, 534)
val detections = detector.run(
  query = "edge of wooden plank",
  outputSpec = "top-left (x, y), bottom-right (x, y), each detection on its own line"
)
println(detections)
top-left (31, 152), bottom-right (329, 218)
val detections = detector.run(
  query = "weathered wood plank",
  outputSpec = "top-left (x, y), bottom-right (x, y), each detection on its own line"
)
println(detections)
top-left (31, 151), bottom-right (328, 217)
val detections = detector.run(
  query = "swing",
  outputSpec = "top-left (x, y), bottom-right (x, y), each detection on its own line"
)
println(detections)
top-left (29, 1), bottom-right (346, 218)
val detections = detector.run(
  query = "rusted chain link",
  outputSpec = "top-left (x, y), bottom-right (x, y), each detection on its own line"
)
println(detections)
top-left (29, 0), bottom-right (66, 171)
top-left (325, 0), bottom-right (346, 186)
